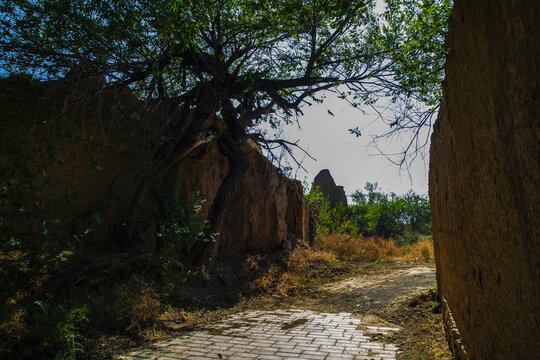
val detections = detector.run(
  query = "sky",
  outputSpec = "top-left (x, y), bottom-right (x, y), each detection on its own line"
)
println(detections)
top-left (268, 93), bottom-right (432, 198)
top-left (253, 2), bottom-right (435, 200)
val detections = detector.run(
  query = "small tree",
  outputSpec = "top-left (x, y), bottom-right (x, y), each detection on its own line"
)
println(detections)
top-left (350, 182), bottom-right (431, 239)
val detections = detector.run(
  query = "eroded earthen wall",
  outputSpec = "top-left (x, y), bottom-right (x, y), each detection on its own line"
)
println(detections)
top-left (1, 77), bottom-right (311, 256)
top-left (176, 142), bottom-right (311, 253)
top-left (429, 1), bottom-right (540, 358)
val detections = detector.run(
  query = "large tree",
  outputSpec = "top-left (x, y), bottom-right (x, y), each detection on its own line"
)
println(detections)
top-left (0, 0), bottom-right (451, 263)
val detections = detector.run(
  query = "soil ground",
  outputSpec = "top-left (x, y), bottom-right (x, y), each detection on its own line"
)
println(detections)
top-left (108, 261), bottom-right (452, 360)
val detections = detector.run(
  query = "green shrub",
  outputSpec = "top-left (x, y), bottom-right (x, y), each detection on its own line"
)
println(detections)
top-left (151, 191), bottom-right (217, 278)
top-left (305, 182), bottom-right (431, 242)
top-left (350, 183), bottom-right (431, 241)
top-left (32, 300), bottom-right (89, 360)
top-left (305, 185), bottom-right (360, 235)
top-left (156, 193), bottom-right (214, 249)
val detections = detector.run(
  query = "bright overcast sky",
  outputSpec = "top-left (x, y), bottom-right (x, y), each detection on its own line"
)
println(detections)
top-left (259, 1), bottom-right (433, 199)
top-left (273, 93), bottom-right (432, 198)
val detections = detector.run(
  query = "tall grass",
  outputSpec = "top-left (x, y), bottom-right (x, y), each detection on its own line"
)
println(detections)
top-left (317, 234), bottom-right (399, 261)
top-left (317, 234), bottom-right (435, 262)
top-left (251, 235), bottom-right (436, 299)
top-left (401, 237), bottom-right (435, 262)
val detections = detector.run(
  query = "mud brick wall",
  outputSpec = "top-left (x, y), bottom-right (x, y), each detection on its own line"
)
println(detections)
top-left (429, 0), bottom-right (540, 358)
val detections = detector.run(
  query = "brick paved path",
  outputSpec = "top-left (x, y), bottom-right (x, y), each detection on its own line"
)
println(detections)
top-left (118, 309), bottom-right (399, 360)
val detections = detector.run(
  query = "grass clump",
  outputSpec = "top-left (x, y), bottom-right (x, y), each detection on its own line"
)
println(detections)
top-left (402, 237), bottom-right (435, 262)
top-left (113, 281), bottom-right (163, 332)
top-left (318, 234), bottom-right (399, 262)
top-left (252, 246), bottom-right (340, 297)
top-left (317, 233), bottom-right (435, 263)
top-left (288, 247), bottom-right (338, 272)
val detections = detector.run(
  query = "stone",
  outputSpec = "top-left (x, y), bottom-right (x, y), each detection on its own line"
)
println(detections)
top-left (429, 1), bottom-right (540, 358)
top-left (313, 169), bottom-right (348, 208)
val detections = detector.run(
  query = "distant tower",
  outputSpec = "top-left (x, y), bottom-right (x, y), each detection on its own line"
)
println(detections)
top-left (313, 169), bottom-right (348, 208)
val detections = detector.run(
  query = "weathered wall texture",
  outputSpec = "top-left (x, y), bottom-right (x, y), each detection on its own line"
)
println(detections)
top-left (176, 142), bottom-right (312, 253)
top-left (0, 76), bottom-right (156, 251)
top-left (429, 1), bottom-right (540, 358)
top-left (313, 169), bottom-right (348, 208)
top-left (0, 77), bottom-right (311, 256)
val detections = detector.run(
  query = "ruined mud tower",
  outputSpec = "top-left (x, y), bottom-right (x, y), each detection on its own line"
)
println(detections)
top-left (313, 169), bottom-right (348, 208)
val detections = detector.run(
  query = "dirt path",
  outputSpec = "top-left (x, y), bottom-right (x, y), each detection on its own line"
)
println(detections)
top-left (116, 262), bottom-right (451, 360)
top-left (296, 262), bottom-right (436, 314)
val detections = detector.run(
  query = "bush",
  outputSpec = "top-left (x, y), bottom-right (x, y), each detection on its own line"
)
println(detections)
top-left (151, 191), bottom-right (217, 279)
top-left (402, 237), bottom-right (435, 262)
top-left (317, 233), bottom-right (435, 263)
top-left (305, 186), bottom-right (360, 235)
top-left (288, 247), bottom-right (338, 273)
top-left (350, 183), bottom-right (431, 240)
top-left (113, 281), bottom-right (162, 332)
top-left (304, 182), bottom-right (430, 241)
top-left (252, 246), bottom-right (338, 297)
top-left (31, 300), bottom-right (89, 360)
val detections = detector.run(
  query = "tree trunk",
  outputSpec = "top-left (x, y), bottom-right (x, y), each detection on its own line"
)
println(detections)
top-left (190, 135), bottom-right (250, 267)
top-left (120, 106), bottom-right (220, 250)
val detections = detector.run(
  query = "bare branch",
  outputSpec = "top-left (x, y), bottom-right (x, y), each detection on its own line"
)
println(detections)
top-left (246, 132), bottom-right (316, 172)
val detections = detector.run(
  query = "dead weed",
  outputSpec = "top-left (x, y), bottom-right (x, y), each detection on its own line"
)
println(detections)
top-left (318, 234), bottom-right (399, 261)
top-left (252, 246), bottom-right (338, 297)
top-left (317, 234), bottom-right (435, 263)
top-left (288, 247), bottom-right (337, 272)
top-left (111, 280), bottom-right (195, 333)
top-left (0, 308), bottom-right (26, 336)
top-left (402, 238), bottom-right (435, 262)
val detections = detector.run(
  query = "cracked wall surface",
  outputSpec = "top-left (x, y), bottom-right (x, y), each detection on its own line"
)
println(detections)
top-left (429, 0), bottom-right (540, 358)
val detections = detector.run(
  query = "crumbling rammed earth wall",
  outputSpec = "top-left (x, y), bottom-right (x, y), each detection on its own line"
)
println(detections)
top-left (0, 77), bottom-right (311, 257)
top-left (176, 142), bottom-right (312, 253)
top-left (429, 0), bottom-right (540, 358)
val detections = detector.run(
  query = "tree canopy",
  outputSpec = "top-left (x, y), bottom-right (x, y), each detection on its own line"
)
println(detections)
top-left (1, 0), bottom-right (451, 131)
top-left (306, 182), bottom-right (431, 240)
top-left (0, 0), bottom-right (451, 259)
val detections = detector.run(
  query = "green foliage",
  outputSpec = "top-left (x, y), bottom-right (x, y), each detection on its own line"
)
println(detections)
top-left (350, 182), bottom-right (431, 241)
top-left (306, 181), bottom-right (431, 242)
top-left (156, 193), bottom-right (215, 248)
top-left (153, 191), bottom-right (217, 275)
top-left (0, 81), bottom-right (95, 359)
top-left (305, 185), bottom-right (359, 235)
top-left (1, 0), bottom-right (451, 130)
top-left (32, 300), bottom-right (89, 360)
top-left (305, 185), bottom-right (332, 230)
top-left (380, 0), bottom-right (453, 107)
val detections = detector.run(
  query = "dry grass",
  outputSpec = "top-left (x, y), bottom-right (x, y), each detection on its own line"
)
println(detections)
top-left (252, 265), bottom-right (293, 297)
top-left (116, 283), bottom-right (163, 332)
top-left (110, 280), bottom-right (197, 334)
top-left (317, 233), bottom-right (435, 263)
top-left (251, 235), bottom-right (435, 299)
top-left (252, 246), bottom-right (338, 297)
top-left (288, 247), bottom-right (337, 272)
top-left (0, 308), bottom-right (26, 336)
top-left (318, 234), bottom-right (399, 261)
top-left (401, 237), bottom-right (435, 262)
top-left (158, 308), bottom-right (196, 330)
